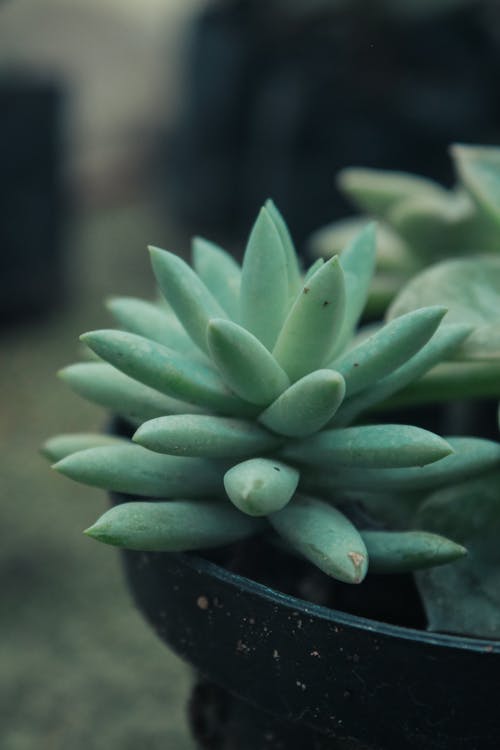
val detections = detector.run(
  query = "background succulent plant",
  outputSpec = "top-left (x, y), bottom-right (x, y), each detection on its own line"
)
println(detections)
top-left (309, 144), bottom-right (500, 315)
top-left (44, 200), bottom-right (500, 596)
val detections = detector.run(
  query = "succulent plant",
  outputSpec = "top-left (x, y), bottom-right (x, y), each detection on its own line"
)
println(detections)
top-left (44, 200), bottom-right (500, 591)
top-left (310, 144), bottom-right (500, 315)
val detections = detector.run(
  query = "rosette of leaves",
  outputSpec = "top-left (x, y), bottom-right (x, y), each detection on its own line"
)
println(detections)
top-left (310, 144), bottom-right (500, 315)
top-left (44, 201), bottom-right (500, 588)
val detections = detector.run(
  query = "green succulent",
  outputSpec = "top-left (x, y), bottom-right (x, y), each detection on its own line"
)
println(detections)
top-left (310, 144), bottom-right (500, 315)
top-left (45, 200), bottom-right (500, 588)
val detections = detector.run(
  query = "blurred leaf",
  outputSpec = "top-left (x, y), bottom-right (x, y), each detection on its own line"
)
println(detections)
top-left (453, 143), bottom-right (500, 226)
top-left (337, 167), bottom-right (444, 218)
top-left (388, 257), bottom-right (500, 361)
top-left (416, 471), bottom-right (500, 637)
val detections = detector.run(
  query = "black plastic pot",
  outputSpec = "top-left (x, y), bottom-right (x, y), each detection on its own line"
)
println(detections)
top-left (117, 537), bottom-right (500, 750)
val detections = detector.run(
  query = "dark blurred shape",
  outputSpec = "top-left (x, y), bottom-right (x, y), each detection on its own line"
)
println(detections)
top-left (0, 74), bottom-right (64, 324)
top-left (165, 0), bottom-right (500, 248)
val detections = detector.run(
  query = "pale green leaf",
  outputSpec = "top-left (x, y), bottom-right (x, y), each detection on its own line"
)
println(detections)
top-left (133, 414), bottom-right (282, 458)
top-left (259, 369), bottom-right (345, 438)
top-left (207, 318), bottom-right (290, 406)
top-left (85, 500), bottom-right (262, 551)
top-left (388, 257), bottom-right (500, 361)
top-left (337, 166), bottom-right (445, 218)
top-left (380, 360), bottom-right (500, 408)
top-left (331, 306), bottom-right (447, 397)
top-left (453, 143), bottom-right (500, 225)
top-left (149, 246), bottom-right (228, 353)
top-left (240, 206), bottom-right (290, 349)
top-left (334, 323), bottom-right (472, 425)
top-left (269, 495), bottom-right (368, 583)
top-left (265, 199), bottom-right (302, 302)
top-left (192, 237), bottom-right (241, 320)
top-left (41, 433), bottom-right (127, 462)
top-left (59, 362), bottom-right (205, 423)
top-left (80, 330), bottom-right (256, 417)
top-left (362, 530), bottom-right (466, 574)
top-left (106, 296), bottom-right (197, 354)
top-left (273, 256), bottom-right (346, 381)
top-left (309, 215), bottom-right (416, 273)
top-left (329, 224), bottom-right (377, 358)
top-left (303, 437), bottom-right (500, 493)
top-left (282, 424), bottom-right (452, 469)
top-left (53, 443), bottom-right (224, 497)
top-left (224, 458), bottom-right (299, 516)
top-left (303, 258), bottom-right (324, 282)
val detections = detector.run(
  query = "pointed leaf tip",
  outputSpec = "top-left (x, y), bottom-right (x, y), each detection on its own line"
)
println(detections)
top-left (273, 255), bottom-right (346, 381)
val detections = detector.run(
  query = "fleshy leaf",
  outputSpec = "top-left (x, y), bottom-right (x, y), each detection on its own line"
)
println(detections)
top-left (453, 143), bottom-right (500, 225)
top-left (240, 206), bottom-right (290, 349)
top-left (303, 258), bottom-right (324, 283)
top-left (302, 437), bottom-right (500, 493)
top-left (133, 415), bottom-right (282, 458)
top-left (387, 190), bottom-right (476, 264)
top-left (192, 237), bottom-right (241, 320)
top-left (207, 318), bottom-right (290, 406)
top-left (362, 530), bottom-right (466, 574)
top-left (85, 500), bottom-right (262, 551)
top-left (269, 495), bottom-right (368, 584)
top-left (149, 246), bottom-right (228, 353)
top-left (380, 360), bottom-right (500, 407)
top-left (332, 223), bottom-right (377, 356)
top-left (331, 306), bottom-right (446, 397)
top-left (106, 296), bottom-right (197, 354)
top-left (273, 256), bottom-right (346, 381)
top-left (224, 458), bottom-right (299, 516)
top-left (337, 167), bottom-right (444, 218)
top-left (282, 424), bottom-right (452, 469)
top-left (53, 444), bottom-right (224, 497)
top-left (415, 470), bottom-right (500, 638)
top-left (388, 257), bottom-right (500, 361)
top-left (259, 369), bottom-right (345, 438)
top-left (309, 216), bottom-right (415, 274)
top-left (80, 330), bottom-right (255, 417)
top-left (59, 362), bottom-right (205, 423)
top-left (334, 323), bottom-right (472, 425)
top-left (265, 199), bottom-right (302, 302)
top-left (41, 433), bottom-right (127, 462)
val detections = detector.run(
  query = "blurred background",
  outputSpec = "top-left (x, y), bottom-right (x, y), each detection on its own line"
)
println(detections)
top-left (2, 0), bottom-right (500, 747)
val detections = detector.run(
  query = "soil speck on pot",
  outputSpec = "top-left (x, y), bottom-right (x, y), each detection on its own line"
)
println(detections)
top-left (236, 640), bottom-right (251, 655)
top-left (196, 595), bottom-right (209, 610)
top-left (310, 650), bottom-right (321, 658)
top-left (272, 649), bottom-right (280, 660)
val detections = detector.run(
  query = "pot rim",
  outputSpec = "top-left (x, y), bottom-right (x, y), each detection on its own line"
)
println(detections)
top-left (179, 549), bottom-right (500, 654)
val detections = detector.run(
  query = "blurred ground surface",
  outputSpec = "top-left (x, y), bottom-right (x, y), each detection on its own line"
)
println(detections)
top-left (0, 199), bottom-right (196, 750)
